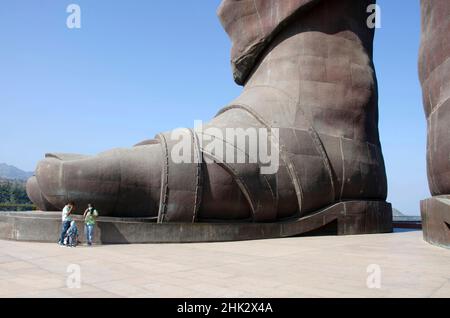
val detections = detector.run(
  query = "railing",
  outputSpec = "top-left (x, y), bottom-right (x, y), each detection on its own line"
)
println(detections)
top-left (393, 215), bottom-right (422, 229)
top-left (0, 204), bottom-right (36, 212)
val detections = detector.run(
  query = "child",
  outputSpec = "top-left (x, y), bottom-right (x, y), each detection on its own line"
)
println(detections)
top-left (65, 220), bottom-right (79, 248)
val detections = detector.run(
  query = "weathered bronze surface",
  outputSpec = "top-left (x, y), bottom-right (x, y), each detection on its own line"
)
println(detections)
top-left (26, 0), bottom-right (392, 237)
top-left (420, 0), bottom-right (450, 248)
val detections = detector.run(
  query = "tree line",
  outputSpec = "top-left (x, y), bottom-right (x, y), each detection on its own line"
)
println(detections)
top-left (0, 179), bottom-right (33, 211)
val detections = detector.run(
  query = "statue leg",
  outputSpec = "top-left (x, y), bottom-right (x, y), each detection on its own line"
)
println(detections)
top-left (420, 0), bottom-right (450, 247)
top-left (27, 0), bottom-right (389, 227)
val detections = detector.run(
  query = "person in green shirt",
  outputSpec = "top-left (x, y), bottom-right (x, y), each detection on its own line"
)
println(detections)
top-left (83, 203), bottom-right (98, 246)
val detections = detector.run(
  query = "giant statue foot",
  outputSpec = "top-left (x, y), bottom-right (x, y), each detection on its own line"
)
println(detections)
top-left (420, 0), bottom-right (450, 248)
top-left (26, 0), bottom-right (392, 234)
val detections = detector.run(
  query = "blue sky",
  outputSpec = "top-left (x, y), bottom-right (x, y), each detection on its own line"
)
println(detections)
top-left (0, 0), bottom-right (427, 215)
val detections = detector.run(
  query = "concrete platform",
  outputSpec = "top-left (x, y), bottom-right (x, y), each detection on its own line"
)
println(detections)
top-left (0, 201), bottom-right (392, 244)
top-left (421, 196), bottom-right (450, 248)
top-left (0, 230), bottom-right (448, 298)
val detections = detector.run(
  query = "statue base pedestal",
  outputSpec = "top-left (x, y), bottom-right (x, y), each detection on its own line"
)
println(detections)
top-left (0, 201), bottom-right (392, 244)
top-left (421, 197), bottom-right (450, 249)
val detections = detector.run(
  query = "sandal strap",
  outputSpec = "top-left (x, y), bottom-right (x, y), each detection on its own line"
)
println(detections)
top-left (156, 129), bottom-right (203, 223)
top-left (218, 103), bottom-right (335, 216)
top-left (198, 131), bottom-right (278, 222)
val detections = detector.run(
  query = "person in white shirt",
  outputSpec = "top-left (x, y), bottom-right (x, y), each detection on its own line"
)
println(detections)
top-left (58, 202), bottom-right (74, 245)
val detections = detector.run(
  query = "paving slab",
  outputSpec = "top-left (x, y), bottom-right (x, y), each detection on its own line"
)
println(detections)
top-left (0, 231), bottom-right (449, 298)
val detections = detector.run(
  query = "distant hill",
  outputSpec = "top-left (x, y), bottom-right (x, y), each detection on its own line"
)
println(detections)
top-left (392, 208), bottom-right (405, 217)
top-left (0, 163), bottom-right (33, 181)
top-left (392, 207), bottom-right (421, 223)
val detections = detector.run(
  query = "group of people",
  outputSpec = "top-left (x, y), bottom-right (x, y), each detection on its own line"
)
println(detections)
top-left (58, 202), bottom-right (98, 247)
